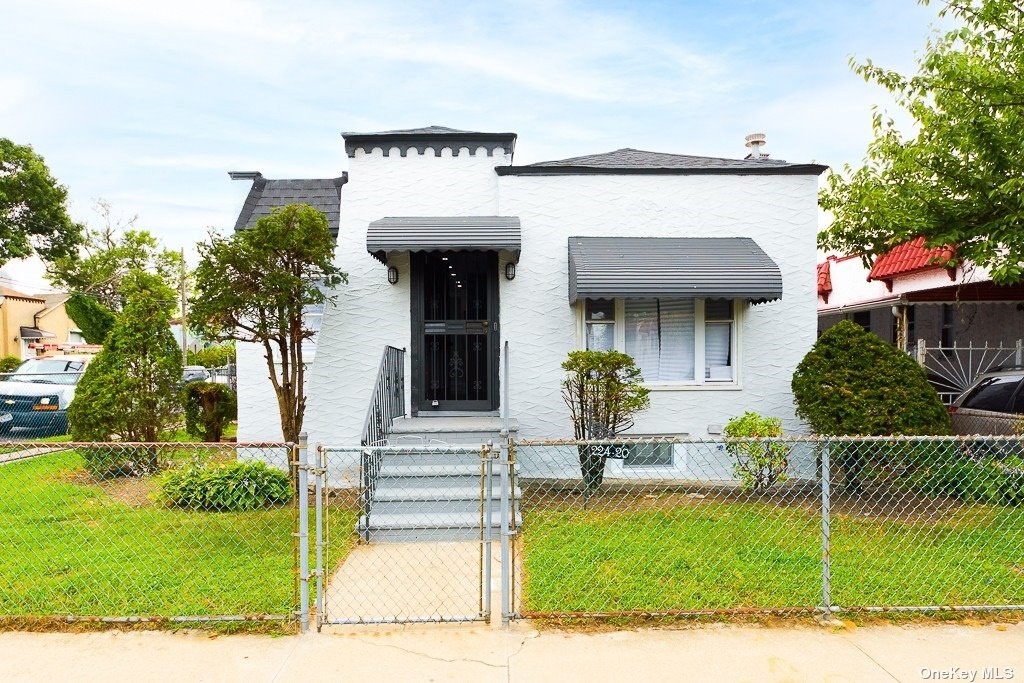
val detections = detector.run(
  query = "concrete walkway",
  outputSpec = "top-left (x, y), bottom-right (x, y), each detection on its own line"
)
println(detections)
top-left (1, 621), bottom-right (1022, 682)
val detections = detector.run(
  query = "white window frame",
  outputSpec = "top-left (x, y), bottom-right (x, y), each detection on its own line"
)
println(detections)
top-left (577, 297), bottom-right (742, 391)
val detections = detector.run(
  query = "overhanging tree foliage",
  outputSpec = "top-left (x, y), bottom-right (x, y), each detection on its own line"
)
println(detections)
top-left (49, 202), bottom-right (183, 312)
top-left (819, 0), bottom-right (1024, 284)
top-left (189, 204), bottom-right (345, 442)
top-left (64, 292), bottom-right (116, 344)
top-left (0, 138), bottom-right (82, 268)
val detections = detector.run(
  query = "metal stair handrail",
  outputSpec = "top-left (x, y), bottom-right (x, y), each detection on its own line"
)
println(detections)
top-left (360, 345), bottom-right (406, 540)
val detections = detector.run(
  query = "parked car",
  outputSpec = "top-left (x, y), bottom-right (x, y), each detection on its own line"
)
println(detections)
top-left (182, 366), bottom-right (211, 385)
top-left (950, 368), bottom-right (1024, 435)
top-left (0, 356), bottom-right (91, 437)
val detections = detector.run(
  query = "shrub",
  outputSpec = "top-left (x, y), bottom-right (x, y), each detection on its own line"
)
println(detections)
top-left (159, 460), bottom-right (292, 511)
top-left (908, 456), bottom-right (1024, 506)
top-left (68, 271), bottom-right (183, 444)
top-left (183, 382), bottom-right (237, 442)
top-left (792, 320), bottom-right (951, 492)
top-left (0, 356), bottom-right (20, 374)
top-left (723, 412), bottom-right (790, 491)
top-left (561, 350), bottom-right (651, 494)
top-left (187, 343), bottom-right (235, 369)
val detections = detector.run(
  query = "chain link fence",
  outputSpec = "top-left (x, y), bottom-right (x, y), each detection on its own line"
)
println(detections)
top-left (316, 445), bottom-right (494, 626)
top-left (511, 436), bottom-right (1024, 620)
top-left (0, 440), bottom-right (298, 626)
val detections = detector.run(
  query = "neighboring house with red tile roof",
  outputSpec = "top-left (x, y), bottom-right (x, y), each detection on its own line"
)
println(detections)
top-left (817, 238), bottom-right (1024, 403)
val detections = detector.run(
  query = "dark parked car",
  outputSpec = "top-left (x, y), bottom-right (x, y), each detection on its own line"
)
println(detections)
top-left (950, 368), bottom-right (1024, 435)
top-left (0, 356), bottom-right (91, 437)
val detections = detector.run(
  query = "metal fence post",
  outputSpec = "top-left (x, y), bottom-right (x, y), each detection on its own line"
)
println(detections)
top-left (483, 442), bottom-right (494, 621)
top-left (297, 432), bottom-right (310, 633)
top-left (499, 432), bottom-right (511, 626)
top-left (820, 439), bottom-right (832, 620)
top-left (315, 443), bottom-right (325, 631)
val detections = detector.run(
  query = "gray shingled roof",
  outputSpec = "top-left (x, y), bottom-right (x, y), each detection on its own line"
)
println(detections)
top-left (230, 173), bottom-right (346, 237)
top-left (535, 148), bottom-right (794, 169)
top-left (568, 236), bottom-right (783, 304)
top-left (497, 148), bottom-right (828, 176)
top-left (341, 125), bottom-right (478, 136)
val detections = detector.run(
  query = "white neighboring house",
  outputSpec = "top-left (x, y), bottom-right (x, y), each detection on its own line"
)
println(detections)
top-left (818, 238), bottom-right (1024, 403)
top-left (230, 126), bottom-right (826, 477)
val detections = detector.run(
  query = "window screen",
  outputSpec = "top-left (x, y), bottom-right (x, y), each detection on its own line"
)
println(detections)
top-left (962, 375), bottom-right (1023, 412)
top-left (624, 298), bottom-right (695, 382)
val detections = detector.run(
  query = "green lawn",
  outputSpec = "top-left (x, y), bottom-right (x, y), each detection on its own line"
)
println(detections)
top-left (521, 501), bottom-right (1024, 615)
top-left (0, 450), bottom-right (355, 624)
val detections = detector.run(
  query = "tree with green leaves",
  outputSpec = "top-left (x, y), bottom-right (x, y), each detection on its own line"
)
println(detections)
top-left (49, 201), bottom-right (183, 312)
top-left (190, 204), bottom-right (345, 442)
top-left (0, 138), bottom-right (82, 268)
top-left (820, 0), bottom-right (1024, 284)
top-left (561, 349), bottom-right (651, 494)
top-left (68, 270), bottom-right (183, 447)
top-left (63, 292), bottom-right (116, 344)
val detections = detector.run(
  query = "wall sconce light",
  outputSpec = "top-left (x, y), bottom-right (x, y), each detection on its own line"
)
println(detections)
top-left (387, 266), bottom-right (399, 285)
top-left (505, 262), bottom-right (516, 281)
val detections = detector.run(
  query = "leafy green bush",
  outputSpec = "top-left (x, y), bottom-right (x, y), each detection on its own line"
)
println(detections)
top-left (68, 271), bottom-right (183, 443)
top-left (183, 382), bottom-right (237, 442)
top-left (723, 412), bottom-right (789, 491)
top-left (159, 461), bottom-right (292, 511)
top-left (187, 343), bottom-right (235, 369)
top-left (908, 456), bottom-right (1024, 506)
top-left (64, 293), bottom-right (116, 344)
top-left (792, 320), bottom-right (951, 492)
top-left (561, 349), bottom-right (651, 494)
top-left (0, 356), bottom-right (21, 374)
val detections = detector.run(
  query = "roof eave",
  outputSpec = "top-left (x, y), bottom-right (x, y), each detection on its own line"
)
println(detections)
top-left (496, 164), bottom-right (829, 176)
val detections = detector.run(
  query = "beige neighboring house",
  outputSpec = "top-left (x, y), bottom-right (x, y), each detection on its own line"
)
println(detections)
top-left (0, 286), bottom-right (86, 360)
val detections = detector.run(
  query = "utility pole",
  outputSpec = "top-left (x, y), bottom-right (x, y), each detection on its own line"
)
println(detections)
top-left (180, 248), bottom-right (188, 367)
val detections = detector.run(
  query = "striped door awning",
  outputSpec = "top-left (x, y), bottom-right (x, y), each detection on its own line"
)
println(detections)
top-left (367, 216), bottom-right (521, 264)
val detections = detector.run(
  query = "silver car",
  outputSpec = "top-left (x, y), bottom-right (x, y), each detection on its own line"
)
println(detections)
top-left (950, 368), bottom-right (1024, 435)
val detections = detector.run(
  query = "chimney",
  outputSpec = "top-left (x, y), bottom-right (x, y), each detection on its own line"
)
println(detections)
top-left (744, 133), bottom-right (768, 160)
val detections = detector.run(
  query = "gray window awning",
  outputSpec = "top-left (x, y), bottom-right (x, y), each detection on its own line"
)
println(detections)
top-left (568, 236), bottom-right (783, 304)
top-left (19, 326), bottom-right (56, 340)
top-left (367, 216), bottom-right (521, 264)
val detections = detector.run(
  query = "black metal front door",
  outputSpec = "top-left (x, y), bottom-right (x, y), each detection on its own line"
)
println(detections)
top-left (412, 252), bottom-right (499, 412)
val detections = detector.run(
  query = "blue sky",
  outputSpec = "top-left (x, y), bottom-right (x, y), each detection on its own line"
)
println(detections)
top-left (1, 0), bottom-right (943, 286)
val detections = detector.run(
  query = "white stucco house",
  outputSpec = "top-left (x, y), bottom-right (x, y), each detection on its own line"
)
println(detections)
top-left (230, 126), bottom-right (827, 471)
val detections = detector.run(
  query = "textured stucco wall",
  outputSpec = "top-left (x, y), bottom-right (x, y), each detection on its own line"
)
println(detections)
top-left (241, 146), bottom-right (820, 445)
top-left (300, 147), bottom-right (507, 446)
top-left (497, 173), bottom-right (819, 439)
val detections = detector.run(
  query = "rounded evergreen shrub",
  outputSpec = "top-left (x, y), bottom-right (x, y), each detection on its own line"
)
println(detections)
top-left (792, 320), bottom-right (951, 493)
top-left (0, 356), bottom-right (21, 374)
top-left (159, 460), bottom-right (292, 511)
top-left (182, 382), bottom-right (237, 442)
top-left (792, 320), bottom-right (951, 436)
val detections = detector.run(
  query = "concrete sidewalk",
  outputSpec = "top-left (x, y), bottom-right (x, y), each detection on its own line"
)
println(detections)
top-left (1, 621), bottom-right (1022, 682)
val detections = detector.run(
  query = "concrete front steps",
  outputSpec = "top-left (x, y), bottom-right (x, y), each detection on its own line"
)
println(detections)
top-left (388, 415), bottom-right (518, 446)
top-left (357, 417), bottom-right (520, 543)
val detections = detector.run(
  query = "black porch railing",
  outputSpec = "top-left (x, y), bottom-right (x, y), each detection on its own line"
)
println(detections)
top-left (359, 346), bottom-right (406, 540)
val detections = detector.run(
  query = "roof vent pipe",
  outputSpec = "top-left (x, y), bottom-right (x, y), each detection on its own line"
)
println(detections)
top-left (744, 133), bottom-right (768, 160)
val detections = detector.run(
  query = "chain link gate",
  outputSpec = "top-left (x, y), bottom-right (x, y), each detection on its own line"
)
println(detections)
top-left (313, 444), bottom-right (497, 626)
